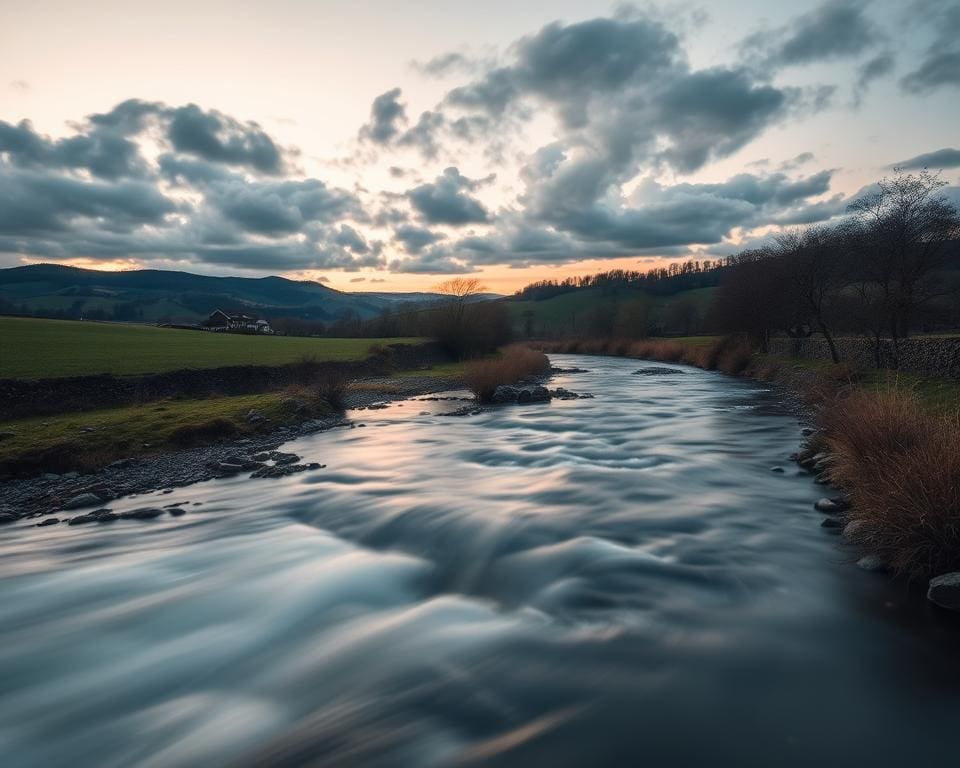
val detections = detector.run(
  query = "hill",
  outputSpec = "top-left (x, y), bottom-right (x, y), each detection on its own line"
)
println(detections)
top-left (0, 264), bottom-right (425, 324)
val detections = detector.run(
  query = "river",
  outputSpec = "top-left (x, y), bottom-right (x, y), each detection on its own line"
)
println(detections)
top-left (1, 355), bottom-right (958, 767)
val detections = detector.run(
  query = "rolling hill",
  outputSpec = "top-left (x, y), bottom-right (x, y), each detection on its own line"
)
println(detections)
top-left (0, 264), bottom-right (459, 323)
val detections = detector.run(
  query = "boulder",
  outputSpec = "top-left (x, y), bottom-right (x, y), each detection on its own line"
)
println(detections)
top-left (491, 385), bottom-right (519, 404)
top-left (843, 520), bottom-right (869, 539)
top-left (69, 509), bottom-right (118, 525)
top-left (928, 573), bottom-right (960, 612)
top-left (857, 556), bottom-right (887, 572)
top-left (815, 498), bottom-right (840, 513)
top-left (63, 493), bottom-right (103, 510)
top-left (119, 507), bottom-right (165, 520)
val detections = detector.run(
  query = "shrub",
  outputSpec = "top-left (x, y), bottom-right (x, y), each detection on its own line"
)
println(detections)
top-left (823, 388), bottom-right (960, 579)
top-left (313, 369), bottom-right (351, 409)
top-left (464, 345), bottom-right (551, 402)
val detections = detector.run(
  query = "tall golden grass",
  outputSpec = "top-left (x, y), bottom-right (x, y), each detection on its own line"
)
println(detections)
top-left (535, 336), bottom-right (757, 376)
top-left (464, 345), bottom-right (551, 402)
top-left (823, 388), bottom-right (960, 579)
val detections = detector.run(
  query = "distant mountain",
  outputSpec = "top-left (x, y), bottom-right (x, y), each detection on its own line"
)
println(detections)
top-left (0, 264), bottom-right (473, 323)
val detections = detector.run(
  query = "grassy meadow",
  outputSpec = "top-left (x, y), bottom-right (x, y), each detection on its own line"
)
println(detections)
top-left (0, 316), bottom-right (422, 379)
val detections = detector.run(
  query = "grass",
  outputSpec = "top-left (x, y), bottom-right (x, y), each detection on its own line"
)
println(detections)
top-left (464, 345), bottom-right (551, 402)
top-left (0, 316), bottom-right (423, 379)
top-left (0, 391), bottom-right (336, 476)
top-left (822, 388), bottom-right (960, 580)
top-left (394, 361), bottom-right (466, 378)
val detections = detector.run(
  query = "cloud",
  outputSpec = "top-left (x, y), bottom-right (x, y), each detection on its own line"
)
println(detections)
top-left (167, 104), bottom-right (286, 174)
top-left (741, 0), bottom-right (883, 70)
top-left (393, 224), bottom-right (446, 253)
top-left (854, 51), bottom-right (896, 103)
top-left (407, 167), bottom-right (490, 224)
top-left (900, 0), bottom-right (960, 93)
top-left (893, 147), bottom-right (960, 169)
top-left (359, 88), bottom-right (408, 144)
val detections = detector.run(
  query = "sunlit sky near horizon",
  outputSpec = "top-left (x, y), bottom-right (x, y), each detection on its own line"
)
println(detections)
top-left (1, 0), bottom-right (958, 293)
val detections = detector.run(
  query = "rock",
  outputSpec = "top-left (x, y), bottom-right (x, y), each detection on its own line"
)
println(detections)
top-left (517, 389), bottom-right (532, 404)
top-left (0, 431), bottom-right (15, 440)
top-left (43, 473), bottom-right (61, 481)
top-left (801, 427), bottom-right (816, 437)
top-left (491, 385), bottom-right (519, 404)
top-left (0, 512), bottom-right (18, 524)
top-left (632, 367), bottom-right (684, 376)
top-left (269, 451), bottom-right (300, 466)
top-left (251, 452), bottom-right (271, 462)
top-left (770, 466), bottom-right (785, 473)
top-left (36, 518), bottom-right (60, 527)
top-left (815, 498), bottom-right (840, 513)
top-left (107, 458), bottom-right (137, 470)
top-left (119, 507), bottom-right (164, 520)
top-left (69, 509), bottom-right (118, 525)
top-left (215, 462), bottom-right (244, 474)
top-left (815, 474), bottom-right (833, 485)
top-left (63, 493), bottom-right (103, 510)
top-left (251, 462), bottom-right (324, 479)
top-left (843, 520), bottom-right (869, 539)
top-left (857, 556), bottom-right (887, 572)
top-left (927, 573), bottom-right (960, 612)
top-left (62, 471), bottom-right (79, 479)
top-left (830, 495), bottom-right (852, 512)
top-left (813, 457), bottom-right (832, 472)
top-left (167, 507), bottom-right (187, 517)
top-left (528, 385), bottom-right (551, 403)
top-left (821, 517), bottom-right (844, 529)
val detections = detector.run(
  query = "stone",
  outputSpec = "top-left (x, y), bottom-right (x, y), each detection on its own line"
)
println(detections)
top-left (857, 556), bottom-right (887, 572)
top-left (62, 471), bottom-right (79, 479)
top-left (69, 509), bottom-right (118, 525)
top-left (491, 385), bottom-right (519, 404)
top-left (843, 520), bottom-right (869, 539)
top-left (119, 507), bottom-right (165, 520)
top-left (927, 573), bottom-right (960, 612)
top-left (36, 518), bottom-right (60, 527)
top-left (528, 385), bottom-right (551, 402)
top-left (821, 517), bottom-right (844, 529)
top-left (250, 462), bottom-right (324, 479)
top-left (517, 389), bottom-right (532, 404)
top-left (269, 451), bottom-right (300, 465)
top-left (815, 498), bottom-right (840, 513)
top-left (830, 495), bottom-right (852, 512)
top-left (167, 507), bottom-right (187, 517)
top-left (43, 473), bottom-right (61, 481)
top-left (801, 427), bottom-right (816, 437)
top-left (0, 512), bottom-right (18, 524)
top-left (63, 493), bottom-right (103, 510)
top-left (770, 466), bottom-right (785, 473)
top-left (632, 367), bottom-right (684, 376)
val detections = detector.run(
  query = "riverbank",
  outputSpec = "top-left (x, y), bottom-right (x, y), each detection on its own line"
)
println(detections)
top-left (0, 372), bottom-right (468, 523)
top-left (536, 337), bottom-right (960, 606)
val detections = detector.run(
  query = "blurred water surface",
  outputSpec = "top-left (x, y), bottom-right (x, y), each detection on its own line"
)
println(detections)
top-left (1, 355), bottom-right (958, 767)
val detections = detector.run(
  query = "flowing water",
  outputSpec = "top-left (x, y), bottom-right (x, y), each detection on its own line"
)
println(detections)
top-left (1, 355), bottom-right (959, 767)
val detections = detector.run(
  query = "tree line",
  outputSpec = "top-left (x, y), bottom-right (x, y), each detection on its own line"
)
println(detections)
top-left (711, 170), bottom-right (960, 366)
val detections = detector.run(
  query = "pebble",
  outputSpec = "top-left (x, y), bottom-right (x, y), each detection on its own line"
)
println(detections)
top-left (857, 556), bottom-right (887, 572)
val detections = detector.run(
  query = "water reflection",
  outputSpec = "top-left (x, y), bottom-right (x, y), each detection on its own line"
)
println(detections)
top-left (1, 355), bottom-right (958, 767)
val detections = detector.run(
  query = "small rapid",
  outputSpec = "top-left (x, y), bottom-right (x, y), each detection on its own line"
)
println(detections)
top-left (1, 355), bottom-right (958, 767)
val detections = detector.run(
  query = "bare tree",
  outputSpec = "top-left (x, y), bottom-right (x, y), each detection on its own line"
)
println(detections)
top-left (847, 169), bottom-right (960, 366)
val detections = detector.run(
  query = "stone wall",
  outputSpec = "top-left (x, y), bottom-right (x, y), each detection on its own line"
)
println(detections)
top-left (766, 336), bottom-right (960, 379)
top-left (0, 341), bottom-right (451, 421)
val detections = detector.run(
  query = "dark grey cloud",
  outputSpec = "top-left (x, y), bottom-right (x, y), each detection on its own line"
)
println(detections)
top-left (393, 224), bottom-right (445, 253)
top-left (0, 100), bottom-right (377, 274)
top-left (656, 68), bottom-right (789, 172)
top-left (0, 118), bottom-right (147, 179)
top-left (741, 0), bottom-right (882, 70)
top-left (779, 151), bottom-right (815, 171)
top-left (359, 88), bottom-right (408, 144)
top-left (167, 104), bottom-right (285, 174)
top-left (398, 110), bottom-right (445, 159)
top-left (854, 51), bottom-right (896, 103)
top-left (893, 147), bottom-right (960, 169)
top-left (408, 167), bottom-right (490, 225)
top-left (0, 167), bottom-right (176, 236)
top-left (900, 0), bottom-right (960, 93)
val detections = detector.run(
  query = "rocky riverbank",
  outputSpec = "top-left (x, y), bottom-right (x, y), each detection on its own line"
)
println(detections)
top-left (0, 374), bottom-right (465, 525)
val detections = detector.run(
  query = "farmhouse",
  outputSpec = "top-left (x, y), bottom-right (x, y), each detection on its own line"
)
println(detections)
top-left (204, 310), bottom-right (272, 334)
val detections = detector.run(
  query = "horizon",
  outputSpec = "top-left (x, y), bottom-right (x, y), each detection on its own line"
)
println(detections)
top-left (2, 0), bottom-right (959, 293)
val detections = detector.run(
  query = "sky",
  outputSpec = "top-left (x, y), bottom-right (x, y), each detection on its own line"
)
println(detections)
top-left (1, 0), bottom-right (959, 294)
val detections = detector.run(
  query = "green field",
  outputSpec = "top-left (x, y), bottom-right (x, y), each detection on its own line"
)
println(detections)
top-left (0, 317), bottom-right (423, 379)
